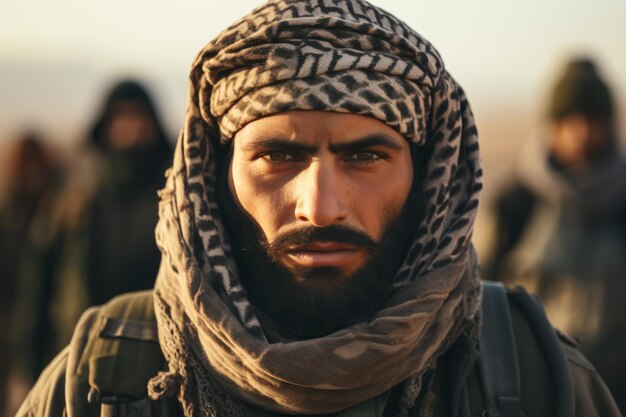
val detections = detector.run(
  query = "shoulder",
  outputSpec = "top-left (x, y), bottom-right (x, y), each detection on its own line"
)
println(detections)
top-left (15, 305), bottom-right (102, 417)
top-left (15, 291), bottom-right (160, 417)
top-left (15, 348), bottom-right (70, 417)
top-left (558, 334), bottom-right (623, 417)
top-left (506, 285), bottom-right (622, 417)
top-left (476, 282), bottom-right (622, 417)
top-left (494, 181), bottom-right (537, 213)
top-left (43, 152), bottom-right (102, 235)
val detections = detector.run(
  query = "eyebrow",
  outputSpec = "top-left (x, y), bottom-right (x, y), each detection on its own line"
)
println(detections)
top-left (242, 134), bottom-right (403, 155)
top-left (243, 138), bottom-right (318, 154)
top-left (328, 134), bottom-right (403, 153)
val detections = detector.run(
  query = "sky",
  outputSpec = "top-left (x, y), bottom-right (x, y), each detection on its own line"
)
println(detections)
top-left (1, 0), bottom-right (626, 191)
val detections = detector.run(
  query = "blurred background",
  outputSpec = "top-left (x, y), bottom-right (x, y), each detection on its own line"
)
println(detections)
top-left (2, 0), bottom-right (626, 414)
top-left (2, 0), bottom-right (626, 199)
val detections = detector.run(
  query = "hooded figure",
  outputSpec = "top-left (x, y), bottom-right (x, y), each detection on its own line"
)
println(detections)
top-left (81, 80), bottom-right (172, 305)
top-left (15, 3), bottom-right (620, 417)
top-left (10, 80), bottom-right (172, 390)
top-left (484, 57), bottom-right (626, 411)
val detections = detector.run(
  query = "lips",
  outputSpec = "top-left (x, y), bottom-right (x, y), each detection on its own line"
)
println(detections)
top-left (283, 241), bottom-right (361, 268)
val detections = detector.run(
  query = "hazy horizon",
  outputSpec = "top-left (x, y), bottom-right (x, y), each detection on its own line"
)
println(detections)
top-left (2, 0), bottom-right (626, 202)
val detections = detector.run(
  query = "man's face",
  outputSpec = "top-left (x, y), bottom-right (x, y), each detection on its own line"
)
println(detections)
top-left (224, 110), bottom-right (415, 338)
top-left (548, 114), bottom-right (612, 169)
top-left (105, 100), bottom-right (158, 151)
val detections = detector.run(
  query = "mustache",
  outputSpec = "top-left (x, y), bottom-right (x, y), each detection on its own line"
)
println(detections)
top-left (264, 225), bottom-right (380, 257)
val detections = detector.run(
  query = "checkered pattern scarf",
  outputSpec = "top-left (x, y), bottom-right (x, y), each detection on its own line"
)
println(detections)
top-left (150, 1), bottom-right (483, 416)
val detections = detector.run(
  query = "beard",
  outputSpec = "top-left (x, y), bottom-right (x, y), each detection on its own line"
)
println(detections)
top-left (217, 152), bottom-right (420, 340)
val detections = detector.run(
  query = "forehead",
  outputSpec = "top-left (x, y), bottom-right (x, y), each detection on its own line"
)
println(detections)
top-left (232, 110), bottom-right (407, 147)
top-left (108, 100), bottom-right (151, 117)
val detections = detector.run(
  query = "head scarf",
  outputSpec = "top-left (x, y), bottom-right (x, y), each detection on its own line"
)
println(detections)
top-left (151, 1), bottom-right (483, 416)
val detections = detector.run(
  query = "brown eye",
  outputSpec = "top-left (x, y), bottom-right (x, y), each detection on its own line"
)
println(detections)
top-left (262, 151), bottom-right (294, 163)
top-left (345, 151), bottom-right (382, 163)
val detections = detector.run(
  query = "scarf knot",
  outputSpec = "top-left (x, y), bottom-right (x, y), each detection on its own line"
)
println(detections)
top-left (148, 371), bottom-right (182, 400)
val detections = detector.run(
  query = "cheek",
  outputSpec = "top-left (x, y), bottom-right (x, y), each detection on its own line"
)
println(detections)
top-left (351, 163), bottom-right (413, 240)
top-left (230, 162), bottom-right (290, 241)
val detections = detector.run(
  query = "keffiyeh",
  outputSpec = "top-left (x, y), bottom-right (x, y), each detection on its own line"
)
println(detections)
top-left (151, 1), bottom-right (483, 416)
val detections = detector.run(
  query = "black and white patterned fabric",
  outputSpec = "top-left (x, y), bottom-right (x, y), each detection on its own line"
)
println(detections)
top-left (151, 1), bottom-right (483, 416)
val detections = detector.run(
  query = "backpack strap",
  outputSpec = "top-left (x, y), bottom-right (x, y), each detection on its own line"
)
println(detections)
top-left (509, 287), bottom-right (574, 417)
top-left (479, 281), bottom-right (524, 417)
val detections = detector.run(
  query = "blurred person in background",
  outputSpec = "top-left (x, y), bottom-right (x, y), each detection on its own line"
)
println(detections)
top-left (0, 132), bottom-right (61, 415)
top-left (8, 80), bottom-right (172, 413)
top-left (483, 57), bottom-right (626, 410)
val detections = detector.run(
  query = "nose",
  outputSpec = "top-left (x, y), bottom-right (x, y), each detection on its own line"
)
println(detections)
top-left (294, 161), bottom-right (348, 227)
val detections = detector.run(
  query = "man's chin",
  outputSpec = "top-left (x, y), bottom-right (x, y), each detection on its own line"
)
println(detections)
top-left (244, 259), bottom-right (393, 340)
top-left (284, 265), bottom-right (351, 288)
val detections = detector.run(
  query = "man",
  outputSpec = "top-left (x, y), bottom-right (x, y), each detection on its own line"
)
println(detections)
top-left (16, 2), bottom-right (620, 417)
top-left (484, 58), bottom-right (626, 411)
top-left (0, 133), bottom-right (61, 416)
top-left (10, 80), bottom-right (172, 395)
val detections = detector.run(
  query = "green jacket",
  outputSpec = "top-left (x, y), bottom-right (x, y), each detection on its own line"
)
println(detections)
top-left (15, 288), bottom-right (622, 417)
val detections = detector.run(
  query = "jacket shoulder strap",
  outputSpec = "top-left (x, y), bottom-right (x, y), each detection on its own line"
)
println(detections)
top-left (479, 280), bottom-right (524, 417)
